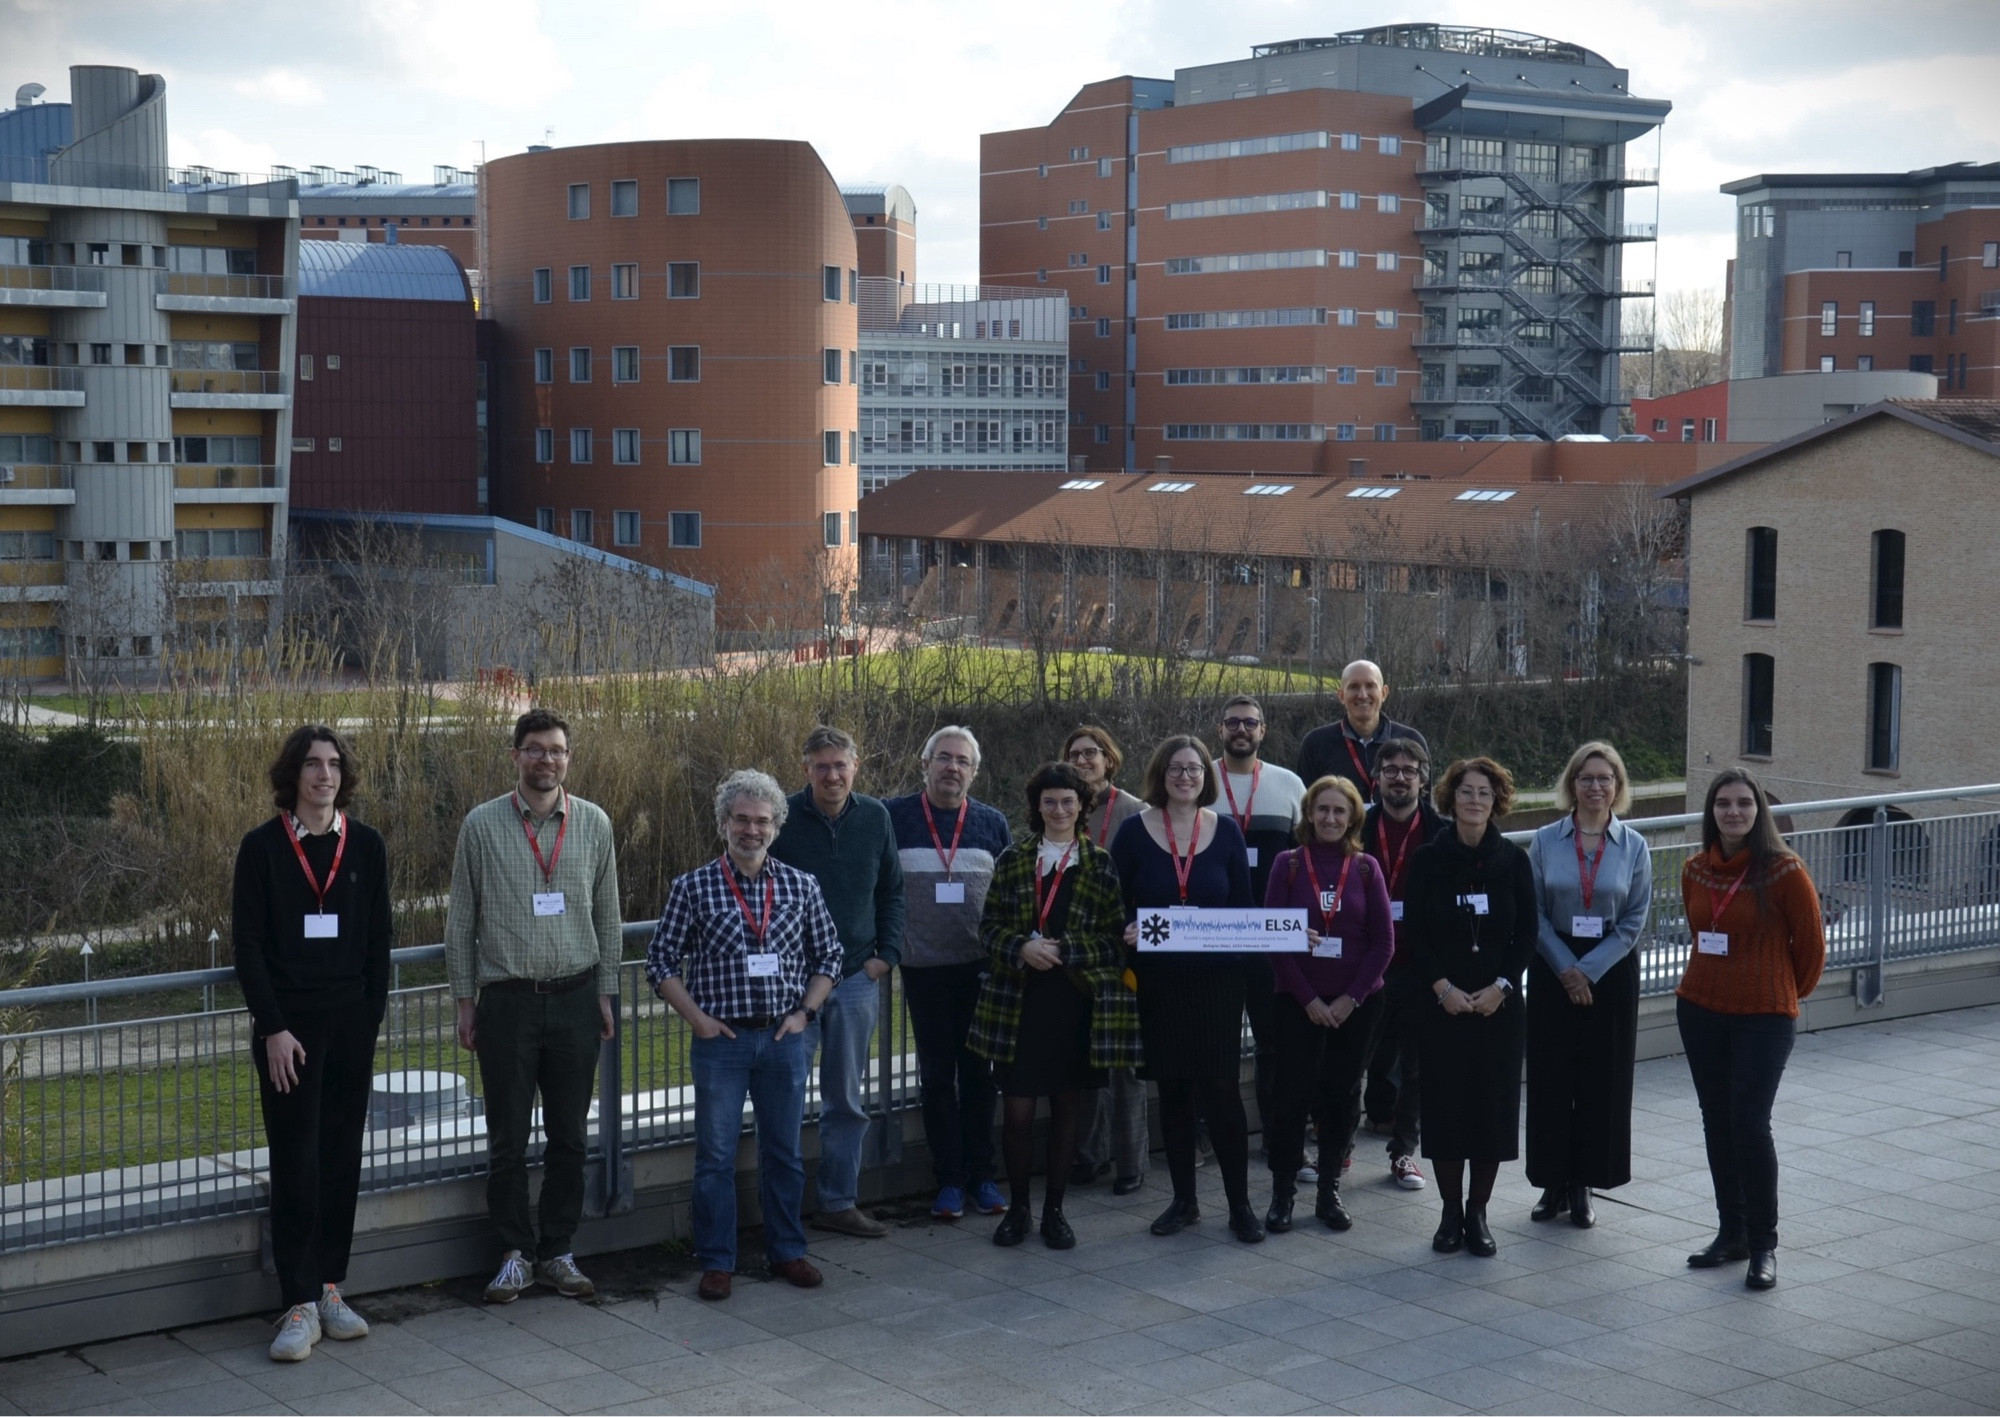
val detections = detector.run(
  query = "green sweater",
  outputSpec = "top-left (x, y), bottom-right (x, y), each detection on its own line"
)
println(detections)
top-left (770, 789), bottom-right (906, 977)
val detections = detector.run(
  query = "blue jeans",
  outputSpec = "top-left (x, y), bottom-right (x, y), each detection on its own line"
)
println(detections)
top-left (690, 1026), bottom-right (811, 1273)
top-left (812, 970), bottom-right (881, 1212)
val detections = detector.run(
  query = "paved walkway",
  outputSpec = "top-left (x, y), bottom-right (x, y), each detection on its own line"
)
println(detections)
top-left (6, 1004), bottom-right (2000, 1415)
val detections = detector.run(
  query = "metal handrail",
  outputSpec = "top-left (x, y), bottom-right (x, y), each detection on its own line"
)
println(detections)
top-left (1504, 781), bottom-right (2000, 841)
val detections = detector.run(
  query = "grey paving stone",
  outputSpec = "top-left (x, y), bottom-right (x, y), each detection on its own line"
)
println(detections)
top-left (1631, 1353), bottom-right (1764, 1397)
top-left (1914, 1327), bottom-right (2000, 1371)
top-left (476, 1347), bottom-right (607, 1391)
top-left (1332, 1381), bottom-right (1471, 1414)
top-left (1345, 1335), bottom-right (1479, 1385)
top-left (1786, 1359), bottom-right (1926, 1409)
top-left (523, 1368), bottom-right (652, 1414)
top-left (1726, 1375), bottom-right (1862, 1414)
top-left (78, 1353), bottom-right (233, 1394)
top-left (234, 1351), bottom-right (378, 1405)
top-left (1197, 1377), bottom-right (1317, 1414)
top-left (12, 1372), bottom-right (140, 1416)
top-left (284, 1384), bottom-right (424, 1415)
top-left (144, 1377), bottom-right (277, 1415)
top-left (1264, 1356), bottom-right (1400, 1405)
top-left (384, 1363), bottom-right (519, 1409)
top-left (1406, 1366), bottom-right (1550, 1411)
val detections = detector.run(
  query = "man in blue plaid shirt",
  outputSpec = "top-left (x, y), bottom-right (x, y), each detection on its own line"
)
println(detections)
top-left (647, 769), bottom-right (842, 1302)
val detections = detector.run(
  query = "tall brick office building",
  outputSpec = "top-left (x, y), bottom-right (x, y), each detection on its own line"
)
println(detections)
top-left (983, 24), bottom-right (1669, 473)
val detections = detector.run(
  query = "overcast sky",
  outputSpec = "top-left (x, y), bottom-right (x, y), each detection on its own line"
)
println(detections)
top-left (6, 0), bottom-right (1997, 305)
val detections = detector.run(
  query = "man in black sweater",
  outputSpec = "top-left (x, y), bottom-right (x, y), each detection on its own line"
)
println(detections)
top-left (233, 726), bottom-right (393, 1363)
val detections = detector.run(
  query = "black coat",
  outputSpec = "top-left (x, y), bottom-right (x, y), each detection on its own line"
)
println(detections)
top-left (1403, 824), bottom-right (1536, 1162)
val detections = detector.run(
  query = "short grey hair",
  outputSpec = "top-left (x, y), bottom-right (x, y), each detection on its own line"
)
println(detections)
top-left (714, 769), bottom-right (789, 833)
top-left (923, 725), bottom-right (982, 769)
top-left (801, 725), bottom-right (857, 759)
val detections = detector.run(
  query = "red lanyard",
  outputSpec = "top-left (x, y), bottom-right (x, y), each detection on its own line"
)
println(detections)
top-left (282, 813), bottom-right (346, 912)
top-left (1094, 791), bottom-right (1119, 847)
top-left (1708, 862), bottom-right (1750, 932)
top-left (721, 858), bottom-right (775, 947)
top-left (1299, 847), bottom-right (1354, 934)
top-left (1374, 813), bottom-right (1420, 898)
top-left (1573, 816), bottom-right (1609, 911)
top-left (1162, 811), bottom-right (1202, 904)
top-left (1220, 761), bottom-right (1261, 838)
top-left (921, 795), bottom-right (967, 880)
top-left (1344, 734), bottom-right (1374, 796)
top-left (1033, 838), bottom-right (1077, 935)
top-left (516, 793), bottom-right (567, 886)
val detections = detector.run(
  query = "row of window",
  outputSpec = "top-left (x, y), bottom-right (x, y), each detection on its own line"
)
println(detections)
top-left (529, 506), bottom-right (856, 552)
top-left (529, 260), bottom-right (863, 305)
top-left (0, 337), bottom-right (262, 370)
top-left (0, 238), bottom-right (258, 273)
top-left (1163, 307), bottom-right (1400, 330)
top-left (566, 177), bottom-right (701, 220)
top-left (0, 437), bottom-right (268, 466)
top-left (1817, 299), bottom-right (1962, 337)
top-left (1741, 653), bottom-right (1903, 772)
top-left (533, 427), bottom-right (864, 467)
top-left (1162, 190), bottom-right (1402, 221)
top-left (1163, 424), bottom-right (1324, 441)
top-left (1164, 131), bottom-right (1403, 165)
top-left (1743, 526), bottom-right (1903, 628)
top-left (861, 418), bottom-right (1063, 453)
top-left (309, 216), bottom-right (470, 228)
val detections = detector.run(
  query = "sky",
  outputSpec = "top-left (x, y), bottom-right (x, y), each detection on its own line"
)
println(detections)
top-left (5, 0), bottom-right (1998, 308)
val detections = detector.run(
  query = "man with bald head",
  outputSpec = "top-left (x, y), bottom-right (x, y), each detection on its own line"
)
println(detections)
top-left (1296, 660), bottom-right (1430, 804)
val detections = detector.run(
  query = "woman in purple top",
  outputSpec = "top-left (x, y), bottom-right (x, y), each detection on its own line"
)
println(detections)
top-left (1262, 775), bottom-right (1396, 1234)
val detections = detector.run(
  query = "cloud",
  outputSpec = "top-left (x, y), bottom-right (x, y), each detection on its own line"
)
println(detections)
top-left (227, 68), bottom-right (322, 106)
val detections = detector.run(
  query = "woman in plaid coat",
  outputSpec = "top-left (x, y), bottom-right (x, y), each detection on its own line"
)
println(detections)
top-left (970, 761), bottom-right (1141, 1250)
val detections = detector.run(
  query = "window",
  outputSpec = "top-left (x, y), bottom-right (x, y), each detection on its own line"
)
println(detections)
top-left (1374, 423), bottom-right (1397, 441)
top-left (569, 347), bottom-right (592, 382)
top-left (1337, 308), bottom-right (1357, 326)
top-left (1866, 663), bottom-right (1901, 771)
top-left (670, 346), bottom-right (700, 382)
top-left (1871, 529), bottom-right (1905, 629)
top-left (1377, 194), bottom-right (1399, 213)
top-left (297, 353), bottom-right (314, 381)
top-left (1335, 424), bottom-right (1357, 441)
top-left (669, 429), bottom-right (701, 464)
top-left (1858, 354), bottom-right (1874, 371)
top-left (569, 428), bottom-right (593, 463)
top-left (1097, 157), bottom-right (1114, 178)
top-left (1910, 354), bottom-right (1934, 374)
top-left (1985, 241), bottom-right (1999, 268)
top-left (1858, 301), bottom-right (1875, 337)
top-left (1094, 424), bottom-right (1109, 444)
top-left (1911, 301), bottom-right (1935, 336)
top-left (1379, 135), bottom-right (1401, 154)
top-left (1820, 301), bottom-right (1838, 336)
top-left (614, 510), bottom-right (641, 546)
top-left (1337, 249), bottom-right (1358, 268)
top-left (613, 428), bottom-right (641, 464)
top-left (1165, 190), bottom-right (1328, 220)
top-left (534, 347), bottom-right (554, 383)
top-left (535, 427), bottom-right (554, 462)
top-left (567, 183), bottom-right (589, 219)
top-left (1745, 526), bottom-right (1777, 621)
top-left (669, 511), bottom-right (701, 547)
top-left (1820, 355), bottom-right (1836, 373)
top-left (1336, 365), bottom-right (1357, 384)
top-left (533, 267), bottom-right (552, 303)
top-left (822, 348), bottom-right (842, 385)
top-left (1097, 264), bottom-right (1112, 284)
top-left (1375, 252), bottom-right (1398, 271)
top-left (1835, 251), bottom-right (1852, 268)
top-left (1682, 418), bottom-right (1696, 442)
top-left (1037, 216), bottom-right (1048, 230)
top-left (667, 262), bottom-right (699, 298)
top-left (1703, 417), bottom-right (1718, 441)
top-left (568, 265), bottom-right (590, 300)
top-left (612, 346), bottom-right (639, 383)
top-left (535, 507), bottom-right (556, 534)
top-left (1096, 317), bottom-right (1111, 338)
top-left (1743, 654), bottom-right (1776, 757)
top-left (822, 430), bottom-right (841, 465)
top-left (1340, 132), bottom-right (1360, 151)
top-left (1374, 366), bottom-right (1397, 386)
top-left (612, 263), bottom-right (637, 299)
top-left (667, 177), bottom-right (700, 215)
top-left (1097, 211), bottom-right (1111, 231)
top-left (1339, 191), bottom-right (1359, 210)
top-left (1375, 309), bottom-right (1397, 329)
top-left (570, 508), bottom-right (594, 545)
top-left (824, 511), bottom-right (842, 547)
top-left (1095, 371), bottom-right (1111, 391)
top-left (823, 265), bottom-right (841, 302)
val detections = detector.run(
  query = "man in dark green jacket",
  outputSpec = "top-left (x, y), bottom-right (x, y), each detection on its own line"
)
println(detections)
top-left (771, 726), bottom-right (905, 1237)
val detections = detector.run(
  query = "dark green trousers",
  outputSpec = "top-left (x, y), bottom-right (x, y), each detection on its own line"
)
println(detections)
top-left (476, 983), bottom-right (601, 1260)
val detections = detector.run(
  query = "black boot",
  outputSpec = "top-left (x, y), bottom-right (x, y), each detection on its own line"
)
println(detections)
top-left (1464, 1205), bottom-right (1497, 1257)
top-left (1315, 1179), bottom-right (1352, 1232)
top-left (1530, 1186), bottom-right (1568, 1222)
top-left (992, 1203), bottom-right (1030, 1247)
top-left (1265, 1176), bottom-right (1296, 1233)
top-left (1432, 1202), bottom-right (1464, 1254)
top-left (1227, 1201), bottom-right (1266, 1243)
top-left (1569, 1186), bottom-right (1595, 1229)
top-left (1039, 1206), bottom-right (1076, 1250)
top-left (1687, 1231), bottom-right (1750, 1268)
top-left (1150, 1196), bottom-right (1200, 1236)
top-left (1746, 1250), bottom-right (1777, 1290)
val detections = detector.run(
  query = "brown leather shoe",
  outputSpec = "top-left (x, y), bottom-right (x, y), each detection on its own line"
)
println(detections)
top-left (697, 1269), bottom-right (732, 1301)
top-left (768, 1257), bottom-right (823, 1288)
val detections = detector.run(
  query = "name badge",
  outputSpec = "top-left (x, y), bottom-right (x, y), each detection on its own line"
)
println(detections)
top-left (1461, 893), bottom-right (1490, 916)
top-left (1391, 901), bottom-right (1405, 921)
top-left (746, 952), bottom-right (782, 977)
top-left (1698, 930), bottom-right (1730, 956)
top-left (1572, 915), bottom-right (1605, 939)
top-left (533, 891), bottom-right (567, 917)
top-left (303, 913), bottom-right (339, 939)
top-left (935, 881), bottom-right (966, 904)
top-left (1245, 847), bottom-right (1259, 868)
top-left (1312, 936), bottom-right (1343, 960)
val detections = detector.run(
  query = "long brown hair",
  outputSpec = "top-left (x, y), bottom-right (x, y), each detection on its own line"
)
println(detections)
top-left (1700, 767), bottom-right (1796, 916)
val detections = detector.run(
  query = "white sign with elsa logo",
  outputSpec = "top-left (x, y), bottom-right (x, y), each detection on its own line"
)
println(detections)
top-left (1136, 907), bottom-right (1310, 952)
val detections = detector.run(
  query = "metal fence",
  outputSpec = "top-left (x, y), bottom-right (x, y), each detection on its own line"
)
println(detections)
top-left (4, 784), bottom-right (1997, 1254)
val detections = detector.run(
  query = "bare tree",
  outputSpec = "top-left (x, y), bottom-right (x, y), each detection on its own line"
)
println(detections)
top-left (1651, 287), bottom-right (1726, 397)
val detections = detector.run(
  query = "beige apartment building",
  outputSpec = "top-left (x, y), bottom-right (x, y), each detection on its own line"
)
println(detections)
top-left (1664, 400), bottom-right (2000, 821)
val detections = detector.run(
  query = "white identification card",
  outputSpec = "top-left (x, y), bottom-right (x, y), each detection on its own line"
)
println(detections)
top-left (1572, 915), bottom-right (1605, 939)
top-left (1245, 847), bottom-right (1259, 868)
top-left (1697, 930), bottom-right (1730, 956)
top-left (935, 881), bottom-right (966, 904)
top-left (1313, 936), bottom-right (1344, 960)
top-left (1462, 893), bottom-right (1490, 916)
top-left (746, 952), bottom-right (782, 977)
top-left (303, 913), bottom-right (339, 939)
top-left (533, 891), bottom-right (567, 917)
top-left (1391, 901), bottom-right (1405, 921)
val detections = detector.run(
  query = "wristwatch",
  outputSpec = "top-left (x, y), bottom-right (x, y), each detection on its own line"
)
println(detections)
top-left (800, 1006), bottom-right (819, 1024)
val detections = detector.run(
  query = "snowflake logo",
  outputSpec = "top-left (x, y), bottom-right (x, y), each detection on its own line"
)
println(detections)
top-left (1139, 915), bottom-right (1172, 946)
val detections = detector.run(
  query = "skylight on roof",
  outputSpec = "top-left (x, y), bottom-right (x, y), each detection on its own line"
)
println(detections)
top-left (1454, 488), bottom-right (1518, 502)
top-left (1244, 483), bottom-right (1295, 495)
top-left (1346, 485), bottom-right (1402, 499)
top-left (1147, 481), bottom-right (1197, 492)
top-left (1059, 478), bottom-right (1106, 490)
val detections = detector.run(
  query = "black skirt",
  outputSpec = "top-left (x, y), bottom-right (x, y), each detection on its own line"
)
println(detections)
top-left (1133, 956), bottom-right (1249, 1083)
top-left (993, 965), bottom-right (1103, 1096)
top-left (1525, 946), bottom-right (1639, 1189)
top-left (1418, 990), bottom-right (1525, 1163)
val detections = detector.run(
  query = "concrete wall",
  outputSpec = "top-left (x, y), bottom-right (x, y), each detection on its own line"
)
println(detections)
top-left (1724, 370), bottom-right (1937, 444)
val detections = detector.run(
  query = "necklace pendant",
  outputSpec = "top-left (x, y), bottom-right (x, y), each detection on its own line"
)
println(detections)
top-left (1470, 944), bottom-right (1480, 954)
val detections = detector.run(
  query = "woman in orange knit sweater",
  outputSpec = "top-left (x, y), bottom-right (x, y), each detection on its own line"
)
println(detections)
top-left (1677, 768), bottom-right (1825, 1292)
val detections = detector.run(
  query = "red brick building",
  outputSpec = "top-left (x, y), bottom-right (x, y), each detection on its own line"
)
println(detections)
top-left (1631, 380), bottom-right (1728, 443)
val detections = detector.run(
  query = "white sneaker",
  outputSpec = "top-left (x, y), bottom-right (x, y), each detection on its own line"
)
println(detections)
top-left (1391, 1154), bottom-right (1427, 1191)
top-left (483, 1250), bottom-right (534, 1304)
top-left (1297, 1162), bottom-right (1321, 1186)
top-left (317, 1285), bottom-right (370, 1340)
top-left (269, 1303), bottom-right (320, 1362)
top-left (535, 1253), bottom-right (596, 1298)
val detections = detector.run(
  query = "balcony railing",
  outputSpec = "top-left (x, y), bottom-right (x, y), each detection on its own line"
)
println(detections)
top-left (0, 464), bottom-right (73, 491)
top-left (0, 560), bottom-right (65, 587)
top-left (172, 556), bottom-right (278, 588)
top-left (156, 271), bottom-right (295, 302)
top-left (172, 464), bottom-right (281, 491)
top-left (0, 366), bottom-right (84, 394)
top-left (167, 369), bottom-right (288, 397)
top-left (0, 264), bottom-right (108, 296)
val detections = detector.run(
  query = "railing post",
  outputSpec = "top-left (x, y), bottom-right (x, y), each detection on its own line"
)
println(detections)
top-left (586, 995), bottom-right (630, 1216)
top-left (1857, 805), bottom-right (1889, 1008)
top-left (865, 971), bottom-right (903, 1169)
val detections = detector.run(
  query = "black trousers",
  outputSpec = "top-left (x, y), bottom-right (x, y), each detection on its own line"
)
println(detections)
top-left (1359, 970), bottom-right (1425, 1161)
top-left (903, 959), bottom-right (998, 1190)
top-left (1526, 950), bottom-right (1639, 1190)
top-left (1677, 997), bottom-right (1796, 1251)
top-left (253, 1002), bottom-right (381, 1307)
top-left (476, 983), bottom-right (602, 1261)
top-left (1267, 990), bottom-right (1384, 1182)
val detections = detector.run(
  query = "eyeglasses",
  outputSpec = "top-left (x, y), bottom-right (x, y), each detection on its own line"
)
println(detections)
top-left (1165, 763), bottom-right (1207, 779)
top-left (1220, 717), bottom-right (1262, 731)
top-left (1378, 764), bottom-right (1422, 779)
top-left (1575, 775), bottom-right (1617, 788)
top-left (1066, 746), bottom-right (1103, 759)
top-left (929, 753), bottom-right (975, 769)
top-left (518, 746), bottom-right (571, 761)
